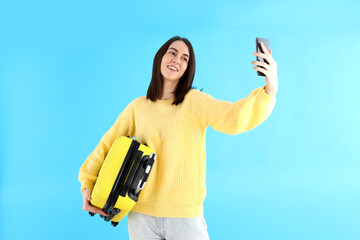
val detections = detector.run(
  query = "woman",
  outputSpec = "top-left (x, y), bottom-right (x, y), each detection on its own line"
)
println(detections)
top-left (79, 36), bottom-right (278, 239)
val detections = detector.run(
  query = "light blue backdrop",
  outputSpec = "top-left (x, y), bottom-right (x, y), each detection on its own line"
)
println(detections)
top-left (1, 0), bottom-right (359, 239)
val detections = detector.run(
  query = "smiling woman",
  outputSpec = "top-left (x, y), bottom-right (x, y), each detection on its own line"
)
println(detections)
top-left (162, 43), bottom-right (188, 76)
top-left (146, 36), bottom-right (196, 104)
top-left (78, 35), bottom-right (277, 240)
top-left (159, 41), bottom-right (190, 100)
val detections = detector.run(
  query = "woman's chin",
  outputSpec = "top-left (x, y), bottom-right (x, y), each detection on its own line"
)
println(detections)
top-left (162, 76), bottom-right (180, 83)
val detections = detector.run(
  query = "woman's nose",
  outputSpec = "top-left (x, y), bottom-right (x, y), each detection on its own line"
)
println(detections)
top-left (172, 56), bottom-right (180, 64)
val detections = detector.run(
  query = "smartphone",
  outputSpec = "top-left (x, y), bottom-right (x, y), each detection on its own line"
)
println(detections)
top-left (256, 37), bottom-right (270, 77)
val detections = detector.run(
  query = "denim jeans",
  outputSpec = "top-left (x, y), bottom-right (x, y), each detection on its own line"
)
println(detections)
top-left (128, 211), bottom-right (210, 240)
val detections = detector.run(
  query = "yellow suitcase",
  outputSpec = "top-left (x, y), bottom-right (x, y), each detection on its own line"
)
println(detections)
top-left (89, 136), bottom-right (156, 227)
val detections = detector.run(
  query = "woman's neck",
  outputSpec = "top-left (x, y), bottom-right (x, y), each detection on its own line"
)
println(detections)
top-left (161, 79), bottom-right (179, 100)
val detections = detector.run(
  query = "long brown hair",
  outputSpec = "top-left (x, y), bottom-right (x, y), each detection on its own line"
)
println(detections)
top-left (146, 36), bottom-right (199, 105)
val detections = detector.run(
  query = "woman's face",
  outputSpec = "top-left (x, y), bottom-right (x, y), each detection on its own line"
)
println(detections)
top-left (160, 40), bottom-right (190, 83)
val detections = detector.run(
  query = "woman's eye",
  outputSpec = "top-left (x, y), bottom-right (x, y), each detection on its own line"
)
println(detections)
top-left (169, 52), bottom-right (175, 55)
top-left (182, 58), bottom-right (188, 62)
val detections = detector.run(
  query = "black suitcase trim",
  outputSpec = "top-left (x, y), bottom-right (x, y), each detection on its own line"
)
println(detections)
top-left (119, 150), bottom-right (144, 197)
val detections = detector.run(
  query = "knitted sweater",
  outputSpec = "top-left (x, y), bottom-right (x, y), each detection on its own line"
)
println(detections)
top-left (78, 85), bottom-right (276, 218)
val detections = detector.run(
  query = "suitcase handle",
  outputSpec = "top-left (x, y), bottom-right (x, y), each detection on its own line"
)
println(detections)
top-left (129, 153), bottom-right (156, 199)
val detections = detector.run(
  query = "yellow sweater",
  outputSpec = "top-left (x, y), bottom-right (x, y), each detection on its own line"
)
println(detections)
top-left (78, 85), bottom-right (276, 218)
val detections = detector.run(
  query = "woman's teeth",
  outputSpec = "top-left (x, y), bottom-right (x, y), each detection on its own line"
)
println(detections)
top-left (168, 66), bottom-right (177, 72)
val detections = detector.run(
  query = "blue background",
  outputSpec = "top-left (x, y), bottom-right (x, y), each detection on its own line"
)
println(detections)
top-left (1, 0), bottom-right (359, 239)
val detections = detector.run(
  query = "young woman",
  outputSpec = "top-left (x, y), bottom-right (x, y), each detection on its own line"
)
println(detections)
top-left (79, 36), bottom-right (278, 240)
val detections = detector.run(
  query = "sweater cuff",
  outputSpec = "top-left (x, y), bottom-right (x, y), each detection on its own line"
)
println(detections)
top-left (80, 180), bottom-right (95, 193)
top-left (262, 85), bottom-right (277, 97)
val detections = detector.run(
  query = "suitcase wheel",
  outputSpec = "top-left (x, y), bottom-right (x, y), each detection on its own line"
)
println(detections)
top-left (111, 221), bottom-right (119, 227)
top-left (89, 212), bottom-right (95, 217)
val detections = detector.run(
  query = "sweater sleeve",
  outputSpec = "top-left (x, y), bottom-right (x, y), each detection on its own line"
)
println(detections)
top-left (187, 85), bottom-right (276, 135)
top-left (78, 99), bottom-right (137, 192)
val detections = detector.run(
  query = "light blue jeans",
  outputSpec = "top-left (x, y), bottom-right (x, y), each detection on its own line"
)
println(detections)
top-left (128, 211), bottom-right (210, 240)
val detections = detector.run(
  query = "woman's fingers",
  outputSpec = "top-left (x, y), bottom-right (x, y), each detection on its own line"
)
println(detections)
top-left (260, 42), bottom-right (270, 55)
top-left (87, 205), bottom-right (108, 216)
top-left (251, 60), bottom-right (271, 71)
top-left (252, 52), bottom-right (271, 63)
top-left (252, 66), bottom-right (270, 77)
top-left (251, 48), bottom-right (277, 78)
top-left (83, 198), bottom-right (108, 216)
top-left (252, 51), bottom-right (275, 66)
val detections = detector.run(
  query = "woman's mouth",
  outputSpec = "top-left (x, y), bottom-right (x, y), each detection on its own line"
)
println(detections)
top-left (167, 65), bottom-right (178, 72)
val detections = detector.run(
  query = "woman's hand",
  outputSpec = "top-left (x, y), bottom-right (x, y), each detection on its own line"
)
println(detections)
top-left (251, 42), bottom-right (278, 95)
top-left (82, 188), bottom-right (108, 216)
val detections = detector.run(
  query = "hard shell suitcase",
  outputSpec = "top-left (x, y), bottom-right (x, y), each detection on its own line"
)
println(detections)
top-left (88, 136), bottom-right (156, 227)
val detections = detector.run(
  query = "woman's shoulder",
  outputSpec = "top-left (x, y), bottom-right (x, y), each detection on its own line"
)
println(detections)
top-left (184, 88), bottom-right (213, 102)
top-left (120, 96), bottom-right (148, 112)
top-left (129, 96), bottom-right (148, 105)
top-left (180, 89), bottom-right (217, 111)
